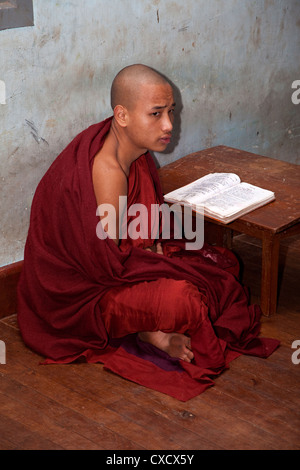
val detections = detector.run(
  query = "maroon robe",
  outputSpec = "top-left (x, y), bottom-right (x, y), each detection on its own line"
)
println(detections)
top-left (17, 117), bottom-right (279, 401)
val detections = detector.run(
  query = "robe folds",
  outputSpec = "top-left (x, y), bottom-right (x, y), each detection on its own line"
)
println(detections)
top-left (17, 117), bottom-right (279, 401)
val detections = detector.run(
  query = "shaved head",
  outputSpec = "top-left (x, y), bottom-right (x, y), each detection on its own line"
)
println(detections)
top-left (110, 64), bottom-right (171, 111)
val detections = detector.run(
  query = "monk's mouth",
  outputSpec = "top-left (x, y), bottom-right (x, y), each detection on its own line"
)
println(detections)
top-left (159, 136), bottom-right (172, 144)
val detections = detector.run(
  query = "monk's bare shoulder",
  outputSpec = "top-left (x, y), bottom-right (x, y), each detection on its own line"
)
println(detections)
top-left (92, 148), bottom-right (127, 207)
top-left (92, 147), bottom-right (128, 244)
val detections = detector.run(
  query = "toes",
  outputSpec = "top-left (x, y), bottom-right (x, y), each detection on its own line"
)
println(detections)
top-left (181, 347), bottom-right (194, 363)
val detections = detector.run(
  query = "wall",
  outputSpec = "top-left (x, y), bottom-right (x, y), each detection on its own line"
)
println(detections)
top-left (0, 0), bottom-right (299, 266)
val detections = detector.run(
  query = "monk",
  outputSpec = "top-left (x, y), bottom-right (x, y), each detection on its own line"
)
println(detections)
top-left (93, 64), bottom-right (195, 362)
top-left (17, 64), bottom-right (279, 400)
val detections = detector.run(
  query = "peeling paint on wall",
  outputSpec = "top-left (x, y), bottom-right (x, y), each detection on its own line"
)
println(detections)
top-left (25, 119), bottom-right (49, 145)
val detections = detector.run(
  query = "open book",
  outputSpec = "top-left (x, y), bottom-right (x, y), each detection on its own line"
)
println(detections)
top-left (163, 173), bottom-right (275, 224)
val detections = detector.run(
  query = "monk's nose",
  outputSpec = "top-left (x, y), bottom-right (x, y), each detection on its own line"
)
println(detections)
top-left (162, 113), bottom-right (173, 133)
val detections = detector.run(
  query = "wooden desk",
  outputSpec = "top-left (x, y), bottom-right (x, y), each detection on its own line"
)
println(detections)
top-left (158, 146), bottom-right (300, 316)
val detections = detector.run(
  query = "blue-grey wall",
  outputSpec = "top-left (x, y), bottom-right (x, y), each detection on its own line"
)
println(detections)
top-left (0, 0), bottom-right (299, 266)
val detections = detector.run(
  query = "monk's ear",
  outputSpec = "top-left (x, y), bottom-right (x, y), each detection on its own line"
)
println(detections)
top-left (113, 105), bottom-right (128, 128)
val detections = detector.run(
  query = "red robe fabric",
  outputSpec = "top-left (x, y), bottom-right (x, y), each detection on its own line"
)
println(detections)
top-left (17, 117), bottom-right (279, 401)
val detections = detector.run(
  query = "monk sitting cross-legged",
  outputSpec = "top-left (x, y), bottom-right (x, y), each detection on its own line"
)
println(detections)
top-left (17, 64), bottom-right (279, 400)
top-left (93, 65), bottom-right (197, 363)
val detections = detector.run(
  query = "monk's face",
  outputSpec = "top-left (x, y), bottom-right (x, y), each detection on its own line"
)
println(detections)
top-left (125, 82), bottom-right (175, 153)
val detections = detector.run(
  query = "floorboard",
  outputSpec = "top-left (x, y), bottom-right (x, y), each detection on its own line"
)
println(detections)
top-left (0, 235), bottom-right (299, 450)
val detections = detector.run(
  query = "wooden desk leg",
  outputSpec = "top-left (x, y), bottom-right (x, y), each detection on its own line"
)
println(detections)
top-left (261, 232), bottom-right (280, 316)
top-left (224, 227), bottom-right (233, 250)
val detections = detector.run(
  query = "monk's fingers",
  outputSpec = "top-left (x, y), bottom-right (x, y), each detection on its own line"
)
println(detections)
top-left (156, 242), bottom-right (163, 255)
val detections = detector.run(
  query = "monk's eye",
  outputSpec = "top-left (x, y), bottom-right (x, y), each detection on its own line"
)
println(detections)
top-left (152, 112), bottom-right (160, 117)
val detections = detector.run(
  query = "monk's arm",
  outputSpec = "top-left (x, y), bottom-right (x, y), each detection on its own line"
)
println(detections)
top-left (92, 159), bottom-right (127, 245)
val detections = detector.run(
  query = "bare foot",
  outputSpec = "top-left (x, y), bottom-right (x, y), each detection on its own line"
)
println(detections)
top-left (138, 330), bottom-right (194, 363)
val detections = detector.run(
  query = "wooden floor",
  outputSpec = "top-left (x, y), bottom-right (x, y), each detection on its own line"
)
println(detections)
top-left (0, 235), bottom-right (299, 450)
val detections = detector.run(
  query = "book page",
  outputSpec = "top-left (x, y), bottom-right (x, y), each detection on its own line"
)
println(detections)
top-left (202, 182), bottom-right (275, 217)
top-left (164, 173), bottom-right (240, 205)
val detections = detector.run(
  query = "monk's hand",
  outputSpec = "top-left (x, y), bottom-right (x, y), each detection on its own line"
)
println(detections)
top-left (156, 242), bottom-right (163, 255)
top-left (145, 242), bottom-right (163, 255)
